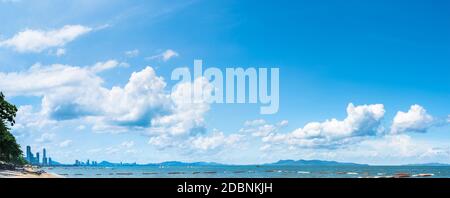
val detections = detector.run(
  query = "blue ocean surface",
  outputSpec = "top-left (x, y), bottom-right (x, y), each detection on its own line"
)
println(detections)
top-left (42, 165), bottom-right (450, 178)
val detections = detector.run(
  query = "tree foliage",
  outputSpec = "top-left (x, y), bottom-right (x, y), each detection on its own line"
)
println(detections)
top-left (0, 92), bottom-right (26, 165)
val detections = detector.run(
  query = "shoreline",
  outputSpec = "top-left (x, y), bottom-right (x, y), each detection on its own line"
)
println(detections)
top-left (0, 167), bottom-right (63, 178)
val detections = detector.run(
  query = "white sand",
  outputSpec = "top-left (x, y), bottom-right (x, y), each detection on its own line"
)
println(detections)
top-left (0, 168), bottom-right (63, 178)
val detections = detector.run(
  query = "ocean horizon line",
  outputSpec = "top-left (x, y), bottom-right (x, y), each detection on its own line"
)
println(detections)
top-left (43, 159), bottom-right (450, 167)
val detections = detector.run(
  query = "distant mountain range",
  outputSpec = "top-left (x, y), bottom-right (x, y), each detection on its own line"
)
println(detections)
top-left (95, 160), bottom-right (222, 167)
top-left (70, 159), bottom-right (367, 167)
top-left (266, 159), bottom-right (368, 166)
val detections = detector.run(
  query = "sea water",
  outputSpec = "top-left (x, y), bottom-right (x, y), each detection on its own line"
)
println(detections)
top-left (42, 165), bottom-right (450, 178)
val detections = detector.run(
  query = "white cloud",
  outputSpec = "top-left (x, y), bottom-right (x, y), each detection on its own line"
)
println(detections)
top-left (262, 103), bottom-right (385, 148)
top-left (59, 140), bottom-right (73, 148)
top-left (97, 66), bottom-right (169, 127)
top-left (256, 133), bottom-right (450, 165)
top-left (338, 134), bottom-right (450, 164)
top-left (90, 60), bottom-right (128, 73)
top-left (189, 130), bottom-right (243, 151)
top-left (240, 119), bottom-right (288, 137)
top-left (14, 105), bottom-right (56, 130)
top-left (35, 132), bottom-right (55, 143)
top-left (391, 105), bottom-right (434, 134)
top-left (0, 61), bottom-right (164, 125)
top-left (0, 59), bottom-right (128, 97)
top-left (55, 48), bottom-right (66, 56)
top-left (125, 49), bottom-right (139, 57)
top-left (148, 77), bottom-right (213, 137)
top-left (0, 25), bottom-right (92, 53)
top-left (147, 49), bottom-right (179, 62)
top-left (2, 60), bottom-right (223, 153)
top-left (244, 119), bottom-right (266, 127)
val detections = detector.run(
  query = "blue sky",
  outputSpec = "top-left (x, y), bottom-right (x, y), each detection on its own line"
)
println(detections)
top-left (0, 0), bottom-right (449, 165)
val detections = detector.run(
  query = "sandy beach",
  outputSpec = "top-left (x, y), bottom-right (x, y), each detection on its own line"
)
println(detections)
top-left (0, 167), bottom-right (62, 178)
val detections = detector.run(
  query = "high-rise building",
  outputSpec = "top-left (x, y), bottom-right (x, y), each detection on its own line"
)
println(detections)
top-left (42, 148), bottom-right (48, 166)
top-left (36, 152), bottom-right (40, 165)
top-left (25, 146), bottom-right (55, 166)
top-left (26, 146), bottom-right (32, 163)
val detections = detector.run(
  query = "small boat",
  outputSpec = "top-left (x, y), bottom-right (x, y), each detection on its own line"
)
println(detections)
top-left (142, 172), bottom-right (158, 175)
top-left (413, 173), bottom-right (434, 177)
top-left (203, 171), bottom-right (217, 174)
top-left (394, 173), bottom-right (410, 178)
top-left (168, 172), bottom-right (184, 174)
top-left (116, 172), bottom-right (133, 175)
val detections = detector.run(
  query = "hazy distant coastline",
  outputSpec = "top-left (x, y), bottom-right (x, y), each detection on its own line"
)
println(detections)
top-left (43, 159), bottom-right (450, 167)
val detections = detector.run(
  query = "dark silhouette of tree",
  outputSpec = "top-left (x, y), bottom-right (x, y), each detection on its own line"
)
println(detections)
top-left (0, 92), bottom-right (26, 165)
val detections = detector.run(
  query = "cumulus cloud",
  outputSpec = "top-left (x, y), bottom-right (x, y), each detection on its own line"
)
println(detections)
top-left (391, 105), bottom-right (434, 134)
top-left (14, 105), bottom-right (56, 130)
top-left (0, 59), bottom-right (127, 93)
top-left (147, 49), bottom-right (179, 62)
top-left (145, 77), bottom-right (221, 151)
top-left (189, 130), bottom-right (243, 151)
top-left (98, 66), bottom-right (170, 128)
top-left (0, 62), bottom-right (102, 97)
top-left (0, 61), bottom-right (165, 125)
top-left (0, 60), bottom-right (129, 123)
top-left (262, 103), bottom-right (385, 148)
top-left (0, 25), bottom-right (92, 53)
top-left (1, 60), bottom-right (225, 152)
top-left (148, 77), bottom-right (212, 137)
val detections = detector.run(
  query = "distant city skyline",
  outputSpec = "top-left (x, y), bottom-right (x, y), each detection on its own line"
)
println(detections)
top-left (25, 146), bottom-right (54, 166)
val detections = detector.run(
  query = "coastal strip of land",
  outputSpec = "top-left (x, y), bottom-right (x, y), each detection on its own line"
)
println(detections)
top-left (0, 167), bottom-right (62, 178)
